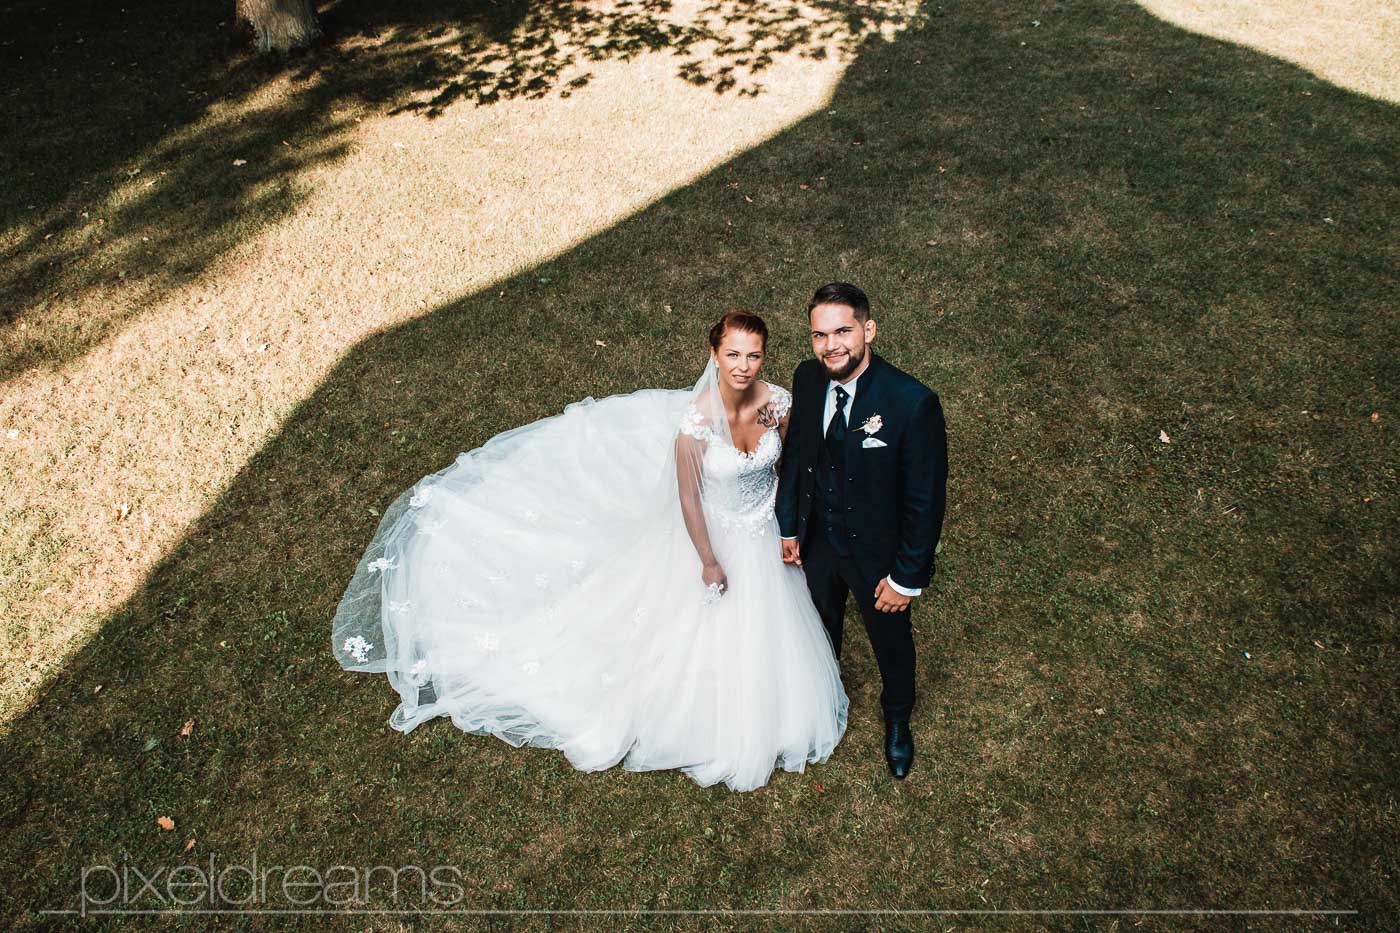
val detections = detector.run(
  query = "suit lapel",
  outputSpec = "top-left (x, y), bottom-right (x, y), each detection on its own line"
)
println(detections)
top-left (844, 353), bottom-right (884, 455)
top-left (806, 363), bottom-right (826, 460)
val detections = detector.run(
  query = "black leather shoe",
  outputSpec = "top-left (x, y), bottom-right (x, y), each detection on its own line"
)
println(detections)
top-left (884, 718), bottom-right (914, 779)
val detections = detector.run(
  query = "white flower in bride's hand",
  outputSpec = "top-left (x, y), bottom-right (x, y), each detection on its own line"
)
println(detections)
top-left (368, 557), bottom-right (397, 574)
top-left (860, 414), bottom-right (883, 435)
top-left (702, 582), bottom-right (726, 606)
top-left (342, 636), bottom-right (373, 663)
top-left (409, 486), bottom-right (434, 509)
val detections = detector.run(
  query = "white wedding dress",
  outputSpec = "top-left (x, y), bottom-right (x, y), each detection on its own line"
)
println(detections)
top-left (332, 363), bottom-right (848, 792)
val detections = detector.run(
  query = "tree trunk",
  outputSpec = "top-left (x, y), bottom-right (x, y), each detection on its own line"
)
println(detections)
top-left (236, 0), bottom-right (321, 53)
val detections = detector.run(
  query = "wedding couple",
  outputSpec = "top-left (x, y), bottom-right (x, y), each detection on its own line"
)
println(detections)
top-left (332, 282), bottom-right (949, 791)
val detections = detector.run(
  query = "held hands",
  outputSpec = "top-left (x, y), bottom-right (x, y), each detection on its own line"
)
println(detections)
top-left (874, 578), bottom-right (912, 613)
top-left (781, 539), bottom-right (802, 567)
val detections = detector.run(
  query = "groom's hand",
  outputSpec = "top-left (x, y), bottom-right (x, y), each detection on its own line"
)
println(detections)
top-left (874, 578), bottom-right (912, 613)
top-left (781, 538), bottom-right (802, 567)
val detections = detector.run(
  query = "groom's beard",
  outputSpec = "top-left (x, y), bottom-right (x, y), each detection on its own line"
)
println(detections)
top-left (821, 347), bottom-right (864, 382)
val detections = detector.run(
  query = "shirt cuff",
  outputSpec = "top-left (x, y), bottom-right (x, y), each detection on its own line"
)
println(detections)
top-left (780, 536), bottom-right (797, 541)
top-left (884, 576), bottom-right (921, 597)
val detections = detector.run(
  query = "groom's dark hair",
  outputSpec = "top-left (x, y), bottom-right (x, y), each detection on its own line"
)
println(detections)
top-left (808, 282), bottom-right (870, 322)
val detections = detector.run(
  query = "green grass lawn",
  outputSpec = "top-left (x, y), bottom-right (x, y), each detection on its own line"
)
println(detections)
top-left (1, 0), bottom-right (1396, 928)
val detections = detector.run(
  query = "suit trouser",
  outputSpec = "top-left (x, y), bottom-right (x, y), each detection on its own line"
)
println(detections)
top-left (800, 526), bottom-right (916, 720)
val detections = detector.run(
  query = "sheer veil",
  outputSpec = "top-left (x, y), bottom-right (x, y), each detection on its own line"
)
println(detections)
top-left (672, 357), bottom-right (740, 599)
top-left (330, 357), bottom-right (741, 713)
top-left (328, 354), bottom-right (848, 791)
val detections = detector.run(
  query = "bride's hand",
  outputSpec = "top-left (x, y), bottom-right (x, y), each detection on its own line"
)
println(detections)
top-left (702, 562), bottom-right (728, 594)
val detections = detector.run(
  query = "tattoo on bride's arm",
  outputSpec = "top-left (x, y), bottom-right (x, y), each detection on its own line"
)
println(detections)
top-left (757, 404), bottom-right (778, 429)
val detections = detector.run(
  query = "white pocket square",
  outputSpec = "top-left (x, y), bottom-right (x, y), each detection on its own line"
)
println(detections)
top-left (861, 437), bottom-right (887, 448)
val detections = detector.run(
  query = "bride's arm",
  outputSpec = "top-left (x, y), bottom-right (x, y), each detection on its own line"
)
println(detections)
top-left (675, 433), bottom-right (727, 590)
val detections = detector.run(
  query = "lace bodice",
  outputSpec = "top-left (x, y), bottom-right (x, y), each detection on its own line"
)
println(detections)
top-left (679, 382), bottom-right (791, 536)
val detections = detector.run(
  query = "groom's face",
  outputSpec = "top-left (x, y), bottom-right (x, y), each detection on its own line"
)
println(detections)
top-left (810, 302), bottom-right (875, 382)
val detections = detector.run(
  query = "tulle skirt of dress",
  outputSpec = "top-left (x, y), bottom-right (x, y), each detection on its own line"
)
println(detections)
top-left (332, 388), bottom-right (848, 792)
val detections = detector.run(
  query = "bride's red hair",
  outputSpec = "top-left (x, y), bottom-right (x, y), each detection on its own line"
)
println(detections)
top-left (708, 310), bottom-right (768, 350)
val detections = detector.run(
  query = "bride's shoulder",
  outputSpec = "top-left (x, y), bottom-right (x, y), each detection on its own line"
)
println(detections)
top-left (679, 400), bottom-right (715, 441)
top-left (762, 382), bottom-right (793, 419)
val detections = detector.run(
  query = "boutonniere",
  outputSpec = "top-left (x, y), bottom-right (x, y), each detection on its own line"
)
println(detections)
top-left (860, 414), bottom-right (883, 435)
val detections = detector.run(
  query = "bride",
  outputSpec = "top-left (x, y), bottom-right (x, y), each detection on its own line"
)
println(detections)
top-left (332, 311), bottom-right (848, 791)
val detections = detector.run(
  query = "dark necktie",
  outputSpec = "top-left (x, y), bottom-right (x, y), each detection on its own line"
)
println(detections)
top-left (825, 385), bottom-right (849, 453)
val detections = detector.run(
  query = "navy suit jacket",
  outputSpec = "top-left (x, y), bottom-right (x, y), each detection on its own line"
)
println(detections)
top-left (776, 353), bottom-right (948, 589)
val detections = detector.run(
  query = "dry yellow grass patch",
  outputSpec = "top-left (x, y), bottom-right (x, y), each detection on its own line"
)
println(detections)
top-left (0, 2), bottom-right (921, 726)
top-left (1137, 0), bottom-right (1400, 103)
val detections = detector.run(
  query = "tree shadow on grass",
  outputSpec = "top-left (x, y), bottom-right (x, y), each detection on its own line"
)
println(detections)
top-left (0, 0), bottom-right (917, 383)
top-left (2, 0), bottom-right (1397, 921)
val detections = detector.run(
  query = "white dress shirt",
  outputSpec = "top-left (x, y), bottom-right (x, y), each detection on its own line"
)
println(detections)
top-left (783, 369), bottom-right (922, 598)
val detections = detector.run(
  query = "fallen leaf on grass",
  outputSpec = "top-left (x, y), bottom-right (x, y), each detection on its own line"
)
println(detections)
top-left (179, 719), bottom-right (194, 738)
top-left (1158, 430), bottom-right (1171, 444)
top-left (1370, 411), bottom-right (1380, 423)
top-left (594, 340), bottom-right (608, 348)
top-left (232, 159), bottom-right (247, 167)
top-left (183, 837), bottom-right (197, 854)
top-left (156, 816), bottom-right (175, 831)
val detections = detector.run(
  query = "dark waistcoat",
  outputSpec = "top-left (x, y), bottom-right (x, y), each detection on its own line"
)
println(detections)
top-left (813, 424), bottom-right (852, 556)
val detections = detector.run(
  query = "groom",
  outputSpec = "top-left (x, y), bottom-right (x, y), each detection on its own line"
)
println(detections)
top-left (777, 282), bottom-right (948, 779)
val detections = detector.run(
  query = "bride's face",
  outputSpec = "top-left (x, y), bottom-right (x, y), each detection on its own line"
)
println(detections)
top-left (712, 329), bottom-right (766, 392)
